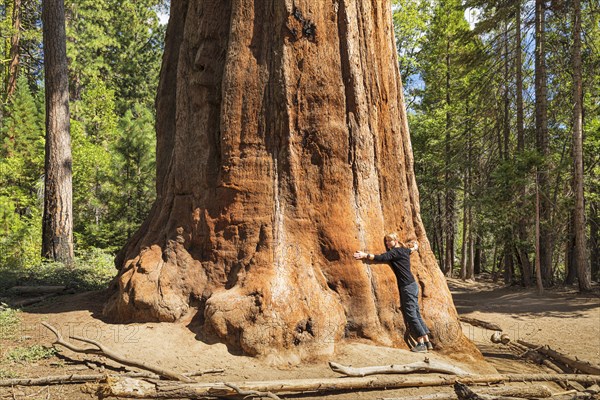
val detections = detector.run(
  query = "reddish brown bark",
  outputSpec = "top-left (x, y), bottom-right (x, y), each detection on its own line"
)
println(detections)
top-left (571, 0), bottom-right (591, 292)
top-left (105, 0), bottom-right (477, 361)
top-left (41, 0), bottom-right (73, 266)
top-left (6, 0), bottom-right (22, 99)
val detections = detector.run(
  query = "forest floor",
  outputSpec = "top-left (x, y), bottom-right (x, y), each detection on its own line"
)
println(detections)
top-left (1, 277), bottom-right (599, 399)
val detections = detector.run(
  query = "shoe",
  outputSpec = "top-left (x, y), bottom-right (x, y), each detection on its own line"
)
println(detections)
top-left (425, 341), bottom-right (433, 350)
top-left (410, 343), bottom-right (427, 353)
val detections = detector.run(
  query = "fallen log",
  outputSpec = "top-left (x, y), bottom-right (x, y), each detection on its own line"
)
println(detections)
top-left (0, 369), bottom-right (225, 387)
top-left (508, 342), bottom-right (569, 388)
top-left (382, 384), bottom-right (553, 400)
top-left (455, 382), bottom-right (509, 400)
top-left (517, 340), bottom-right (600, 375)
top-left (11, 293), bottom-right (58, 307)
top-left (507, 342), bottom-right (529, 356)
top-left (0, 373), bottom-right (110, 387)
top-left (459, 317), bottom-right (502, 332)
top-left (224, 383), bottom-right (281, 400)
top-left (101, 374), bottom-right (600, 398)
top-left (329, 359), bottom-right (470, 376)
top-left (9, 285), bottom-right (66, 294)
top-left (42, 322), bottom-right (192, 382)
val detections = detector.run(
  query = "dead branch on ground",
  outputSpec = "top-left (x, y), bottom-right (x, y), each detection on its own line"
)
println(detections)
top-left (329, 358), bottom-right (470, 376)
top-left (10, 294), bottom-right (58, 307)
top-left (42, 322), bottom-right (192, 382)
top-left (459, 317), bottom-right (502, 331)
top-left (517, 340), bottom-right (600, 375)
top-left (0, 369), bottom-right (225, 387)
top-left (101, 374), bottom-right (600, 398)
top-left (224, 383), bottom-right (281, 400)
top-left (382, 384), bottom-right (553, 399)
top-left (9, 286), bottom-right (66, 294)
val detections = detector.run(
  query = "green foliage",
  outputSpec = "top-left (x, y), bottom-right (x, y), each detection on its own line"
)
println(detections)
top-left (404, 0), bottom-right (600, 281)
top-left (0, 369), bottom-right (18, 379)
top-left (393, 0), bottom-right (430, 93)
top-left (64, 0), bottom-right (162, 252)
top-left (0, 306), bottom-right (21, 340)
top-left (65, 0), bottom-right (165, 112)
top-left (0, 248), bottom-right (116, 292)
top-left (0, 75), bottom-right (45, 270)
top-left (0, 0), bottom-right (163, 292)
top-left (109, 0), bottom-right (165, 112)
top-left (111, 103), bottom-right (156, 241)
top-left (71, 78), bottom-right (119, 249)
top-left (5, 345), bottom-right (57, 363)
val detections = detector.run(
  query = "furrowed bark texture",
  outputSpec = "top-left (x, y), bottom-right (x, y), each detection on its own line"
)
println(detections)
top-left (41, 0), bottom-right (73, 265)
top-left (105, 0), bottom-right (475, 360)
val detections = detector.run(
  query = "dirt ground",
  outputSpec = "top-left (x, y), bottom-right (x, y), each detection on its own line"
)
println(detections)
top-left (1, 277), bottom-right (599, 399)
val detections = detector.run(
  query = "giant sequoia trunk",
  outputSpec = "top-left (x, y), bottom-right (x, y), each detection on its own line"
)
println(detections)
top-left (105, 0), bottom-right (476, 361)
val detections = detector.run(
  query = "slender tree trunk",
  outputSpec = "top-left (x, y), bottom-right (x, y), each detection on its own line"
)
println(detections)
top-left (501, 23), bottom-right (514, 287)
top-left (535, 0), bottom-right (553, 286)
top-left (535, 170), bottom-right (544, 293)
top-left (491, 244), bottom-right (498, 282)
top-left (515, 2), bottom-right (525, 156)
top-left (503, 244), bottom-right (513, 285)
top-left (466, 205), bottom-right (474, 280)
top-left (436, 192), bottom-right (445, 269)
top-left (464, 111), bottom-right (474, 281)
top-left (460, 171), bottom-right (468, 280)
top-left (571, 0), bottom-right (591, 292)
top-left (41, 0), bottom-right (74, 266)
top-left (590, 200), bottom-right (599, 282)
top-left (459, 211), bottom-right (467, 280)
top-left (6, 0), bottom-right (22, 99)
top-left (564, 211), bottom-right (577, 284)
top-left (503, 23), bottom-right (510, 160)
top-left (444, 38), bottom-right (455, 278)
top-left (474, 233), bottom-right (481, 275)
top-left (514, 3), bottom-right (532, 287)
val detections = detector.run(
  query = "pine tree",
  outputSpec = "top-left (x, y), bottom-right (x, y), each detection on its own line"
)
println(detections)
top-left (112, 103), bottom-right (156, 242)
top-left (42, 0), bottom-right (74, 266)
top-left (0, 75), bottom-right (45, 268)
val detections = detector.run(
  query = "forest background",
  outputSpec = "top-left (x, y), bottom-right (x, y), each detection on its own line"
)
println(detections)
top-left (0, 0), bottom-right (598, 292)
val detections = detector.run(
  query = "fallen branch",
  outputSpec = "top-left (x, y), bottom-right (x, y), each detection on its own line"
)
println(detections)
top-left (382, 384), bottom-right (553, 400)
top-left (11, 294), bottom-right (58, 307)
top-left (0, 374), bottom-right (110, 387)
top-left (224, 382), bottom-right (281, 400)
top-left (508, 342), bottom-right (569, 388)
top-left (102, 374), bottom-right (600, 398)
top-left (9, 286), bottom-right (66, 294)
top-left (454, 382), bottom-right (489, 400)
top-left (42, 322), bottom-right (192, 382)
top-left (517, 340), bottom-right (600, 375)
top-left (329, 359), bottom-right (470, 376)
top-left (0, 369), bottom-right (225, 387)
top-left (459, 317), bottom-right (502, 331)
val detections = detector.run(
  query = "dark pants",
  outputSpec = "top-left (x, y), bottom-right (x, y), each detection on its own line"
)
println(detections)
top-left (399, 281), bottom-right (430, 338)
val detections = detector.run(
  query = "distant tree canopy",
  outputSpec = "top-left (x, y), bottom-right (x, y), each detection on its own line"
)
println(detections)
top-left (0, 0), bottom-right (597, 291)
top-left (0, 0), bottom-right (166, 270)
top-left (393, 0), bottom-right (599, 286)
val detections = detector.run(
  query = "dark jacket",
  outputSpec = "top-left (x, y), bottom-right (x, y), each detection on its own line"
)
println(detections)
top-left (373, 247), bottom-right (415, 286)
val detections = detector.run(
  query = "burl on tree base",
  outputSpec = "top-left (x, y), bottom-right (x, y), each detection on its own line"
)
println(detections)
top-left (104, 0), bottom-right (478, 361)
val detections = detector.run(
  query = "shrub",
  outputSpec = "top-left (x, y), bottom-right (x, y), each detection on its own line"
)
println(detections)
top-left (0, 306), bottom-right (21, 339)
top-left (0, 247), bottom-right (116, 292)
top-left (5, 345), bottom-right (57, 363)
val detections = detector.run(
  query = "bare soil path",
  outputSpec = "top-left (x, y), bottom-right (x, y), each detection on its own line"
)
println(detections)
top-left (1, 278), bottom-right (598, 399)
top-left (449, 278), bottom-right (600, 369)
